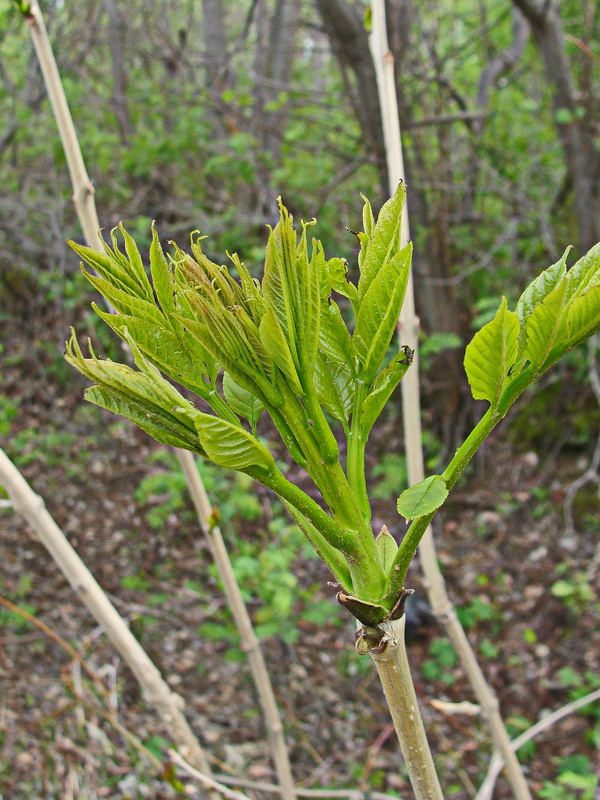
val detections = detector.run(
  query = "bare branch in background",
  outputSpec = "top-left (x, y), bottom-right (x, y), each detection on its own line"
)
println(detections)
top-left (511, 0), bottom-right (600, 252)
top-left (0, 447), bottom-right (215, 781)
top-left (563, 336), bottom-right (600, 539)
top-left (474, 7), bottom-right (530, 132)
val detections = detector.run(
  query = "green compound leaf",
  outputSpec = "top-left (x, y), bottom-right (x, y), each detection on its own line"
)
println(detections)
top-left (327, 257), bottom-right (358, 315)
top-left (516, 248), bottom-right (569, 356)
top-left (565, 241), bottom-right (600, 303)
top-left (93, 308), bottom-right (218, 396)
top-left (464, 297), bottom-right (519, 410)
top-left (118, 223), bottom-right (155, 303)
top-left (259, 306), bottom-right (304, 395)
top-left (222, 372), bottom-right (265, 430)
top-left (65, 332), bottom-right (203, 453)
top-left (82, 268), bottom-right (166, 326)
top-left (396, 475), bottom-right (449, 521)
top-left (360, 346), bottom-right (413, 436)
top-left (194, 413), bottom-right (275, 472)
top-left (314, 354), bottom-right (354, 430)
top-left (516, 248), bottom-right (569, 326)
top-left (318, 300), bottom-right (355, 369)
top-left (357, 183), bottom-right (406, 302)
top-left (262, 201), bottom-right (301, 372)
top-left (70, 240), bottom-right (145, 302)
top-left (353, 242), bottom-right (412, 382)
top-left (513, 243), bottom-right (600, 372)
top-left (565, 283), bottom-right (600, 346)
top-left (523, 277), bottom-right (568, 371)
top-left (297, 223), bottom-right (323, 371)
top-left (361, 192), bottom-right (375, 238)
top-left (86, 386), bottom-right (203, 452)
top-left (149, 224), bottom-right (177, 316)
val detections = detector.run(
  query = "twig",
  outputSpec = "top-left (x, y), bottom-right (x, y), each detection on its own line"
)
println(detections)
top-left (430, 699), bottom-right (481, 716)
top-left (0, 595), bottom-right (111, 702)
top-left (359, 723), bottom-right (395, 789)
top-left (176, 449), bottom-right (297, 800)
top-left (61, 677), bottom-right (164, 772)
top-left (169, 750), bottom-right (255, 800)
top-left (20, 0), bottom-right (104, 251)
top-left (563, 336), bottom-right (600, 537)
top-left (0, 596), bottom-right (171, 773)
top-left (0, 447), bottom-right (212, 777)
top-left (211, 775), bottom-right (403, 800)
top-left (476, 687), bottom-right (600, 800)
top-left (409, 110), bottom-right (490, 128)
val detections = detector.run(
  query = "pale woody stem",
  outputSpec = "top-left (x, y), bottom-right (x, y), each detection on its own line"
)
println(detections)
top-left (370, 617), bottom-right (444, 800)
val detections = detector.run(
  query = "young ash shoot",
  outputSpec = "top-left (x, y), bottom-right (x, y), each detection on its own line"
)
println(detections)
top-left (66, 185), bottom-right (600, 635)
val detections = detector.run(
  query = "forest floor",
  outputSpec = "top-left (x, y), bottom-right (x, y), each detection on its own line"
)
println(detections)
top-left (1, 309), bottom-right (599, 800)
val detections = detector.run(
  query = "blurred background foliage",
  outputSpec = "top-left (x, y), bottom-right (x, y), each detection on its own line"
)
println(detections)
top-left (1, 4), bottom-right (599, 792)
top-left (0, 0), bottom-right (599, 445)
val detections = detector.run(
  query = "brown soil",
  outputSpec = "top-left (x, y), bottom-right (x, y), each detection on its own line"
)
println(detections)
top-left (1, 308), bottom-right (599, 800)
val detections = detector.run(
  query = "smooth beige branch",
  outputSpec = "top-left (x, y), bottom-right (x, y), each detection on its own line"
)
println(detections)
top-left (24, 1), bottom-right (103, 251)
top-left (476, 686), bottom-right (600, 800)
top-left (0, 447), bottom-right (211, 777)
top-left (210, 775), bottom-right (404, 800)
top-left (369, 616), bottom-right (443, 800)
top-left (419, 530), bottom-right (533, 800)
top-left (176, 449), bottom-right (297, 800)
top-left (169, 750), bottom-right (254, 800)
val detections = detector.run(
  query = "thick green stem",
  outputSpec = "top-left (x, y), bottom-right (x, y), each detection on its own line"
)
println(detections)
top-left (254, 467), bottom-right (380, 593)
top-left (443, 408), bottom-right (500, 490)
top-left (251, 467), bottom-right (353, 556)
top-left (370, 616), bottom-right (443, 800)
top-left (384, 406), bottom-right (502, 602)
top-left (302, 374), bottom-right (340, 465)
top-left (276, 384), bottom-right (337, 489)
top-left (268, 406), bottom-right (309, 469)
top-left (347, 379), bottom-right (370, 523)
top-left (251, 397), bottom-right (385, 598)
top-left (275, 385), bottom-right (386, 598)
top-left (384, 364), bottom-right (559, 601)
top-left (382, 364), bottom-right (547, 601)
top-left (278, 386), bottom-right (361, 516)
top-left (281, 500), bottom-right (353, 590)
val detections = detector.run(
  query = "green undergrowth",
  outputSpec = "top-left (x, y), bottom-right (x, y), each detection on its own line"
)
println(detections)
top-left (135, 450), bottom-right (342, 654)
top-left (538, 755), bottom-right (598, 800)
top-left (135, 448), bottom-right (262, 531)
top-left (506, 357), bottom-right (599, 456)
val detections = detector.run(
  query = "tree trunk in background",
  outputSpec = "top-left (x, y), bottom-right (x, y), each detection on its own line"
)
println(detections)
top-left (202, 0), bottom-right (232, 140)
top-left (314, 0), bottom-right (389, 199)
top-left (474, 7), bottom-right (530, 129)
top-left (511, 0), bottom-right (600, 254)
top-left (317, 0), bottom-right (470, 443)
top-left (385, 0), bottom-right (465, 337)
top-left (202, 0), bottom-right (230, 96)
top-left (252, 0), bottom-right (301, 215)
top-left (254, 0), bottom-right (299, 159)
top-left (101, 0), bottom-right (133, 144)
